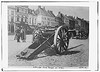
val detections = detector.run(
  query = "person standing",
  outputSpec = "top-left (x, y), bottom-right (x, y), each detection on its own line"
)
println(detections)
top-left (14, 30), bottom-right (17, 40)
top-left (21, 27), bottom-right (26, 42)
top-left (15, 26), bottom-right (21, 42)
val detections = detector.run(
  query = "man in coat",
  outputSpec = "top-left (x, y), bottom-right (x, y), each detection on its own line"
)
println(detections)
top-left (15, 27), bottom-right (21, 42)
top-left (20, 27), bottom-right (26, 42)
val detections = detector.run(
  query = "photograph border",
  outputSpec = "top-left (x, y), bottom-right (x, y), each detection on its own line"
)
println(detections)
top-left (1, 0), bottom-right (99, 71)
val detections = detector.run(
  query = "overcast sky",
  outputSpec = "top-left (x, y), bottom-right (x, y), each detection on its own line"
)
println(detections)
top-left (29, 6), bottom-right (89, 21)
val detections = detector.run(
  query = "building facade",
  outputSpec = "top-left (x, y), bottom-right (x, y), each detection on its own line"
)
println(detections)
top-left (28, 9), bottom-right (36, 26)
top-left (35, 6), bottom-right (58, 27)
top-left (76, 17), bottom-right (89, 33)
top-left (15, 6), bottom-right (28, 25)
top-left (64, 15), bottom-right (75, 30)
top-left (8, 6), bottom-right (16, 33)
top-left (8, 6), bottom-right (30, 33)
top-left (56, 12), bottom-right (65, 26)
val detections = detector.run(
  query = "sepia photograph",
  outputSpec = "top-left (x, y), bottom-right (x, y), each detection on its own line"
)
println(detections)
top-left (1, 0), bottom-right (98, 71)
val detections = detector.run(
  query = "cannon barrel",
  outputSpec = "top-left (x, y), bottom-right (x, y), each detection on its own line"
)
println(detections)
top-left (16, 34), bottom-right (54, 60)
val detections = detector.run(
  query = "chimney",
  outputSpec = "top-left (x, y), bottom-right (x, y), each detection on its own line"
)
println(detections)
top-left (43, 7), bottom-right (45, 10)
top-left (65, 14), bottom-right (67, 16)
top-left (50, 11), bottom-right (53, 13)
top-left (48, 10), bottom-right (50, 12)
top-left (38, 6), bottom-right (41, 9)
top-left (58, 11), bottom-right (61, 14)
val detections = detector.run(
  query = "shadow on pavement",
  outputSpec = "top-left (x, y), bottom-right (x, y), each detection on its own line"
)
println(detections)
top-left (68, 44), bottom-right (83, 51)
top-left (64, 51), bottom-right (80, 55)
top-left (26, 44), bottom-right (83, 60)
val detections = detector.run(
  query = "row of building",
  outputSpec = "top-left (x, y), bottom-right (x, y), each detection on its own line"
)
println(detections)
top-left (8, 6), bottom-right (89, 34)
top-left (8, 6), bottom-right (58, 33)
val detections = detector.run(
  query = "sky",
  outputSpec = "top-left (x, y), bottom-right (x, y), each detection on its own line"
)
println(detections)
top-left (29, 6), bottom-right (89, 21)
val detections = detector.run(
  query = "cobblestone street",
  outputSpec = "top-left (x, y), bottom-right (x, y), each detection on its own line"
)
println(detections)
top-left (8, 35), bottom-right (89, 67)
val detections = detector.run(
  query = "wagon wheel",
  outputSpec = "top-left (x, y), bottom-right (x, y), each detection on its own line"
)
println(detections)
top-left (54, 26), bottom-right (69, 55)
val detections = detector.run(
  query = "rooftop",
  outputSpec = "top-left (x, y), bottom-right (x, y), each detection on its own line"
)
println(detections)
top-left (35, 6), bottom-right (55, 17)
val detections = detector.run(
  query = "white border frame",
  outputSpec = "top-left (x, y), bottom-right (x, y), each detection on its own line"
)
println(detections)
top-left (1, 0), bottom-right (98, 71)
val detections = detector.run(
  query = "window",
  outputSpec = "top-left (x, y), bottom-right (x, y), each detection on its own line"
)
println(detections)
top-left (47, 22), bottom-right (50, 26)
top-left (22, 8), bottom-right (24, 12)
top-left (25, 18), bottom-right (27, 22)
top-left (11, 17), bottom-right (14, 22)
top-left (48, 18), bottom-right (50, 20)
top-left (30, 18), bottom-right (31, 24)
top-left (32, 18), bottom-right (34, 25)
top-left (39, 23), bottom-right (41, 25)
top-left (11, 11), bottom-right (14, 15)
top-left (25, 9), bottom-right (27, 13)
top-left (17, 8), bottom-right (19, 12)
top-left (21, 18), bottom-right (23, 22)
top-left (42, 21), bottom-right (44, 24)
top-left (35, 19), bottom-right (36, 24)
top-left (42, 17), bottom-right (43, 19)
top-left (23, 18), bottom-right (25, 22)
top-left (8, 24), bottom-right (10, 31)
top-left (17, 17), bottom-right (19, 21)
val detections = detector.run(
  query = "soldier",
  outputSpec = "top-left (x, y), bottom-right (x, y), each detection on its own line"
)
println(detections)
top-left (34, 28), bottom-right (45, 44)
top-left (15, 26), bottom-right (21, 42)
top-left (14, 26), bottom-right (19, 40)
top-left (14, 30), bottom-right (17, 40)
top-left (21, 27), bottom-right (26, 42)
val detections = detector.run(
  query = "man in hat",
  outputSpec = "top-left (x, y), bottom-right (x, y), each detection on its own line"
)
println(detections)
top-left (15, 26), bottom-right (21, 42)
top-left (20, 27), bottom-right (26, 42)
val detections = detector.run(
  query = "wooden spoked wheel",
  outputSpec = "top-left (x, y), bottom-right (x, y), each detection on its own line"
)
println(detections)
top-left (54, 26), bottom-right (69, 55)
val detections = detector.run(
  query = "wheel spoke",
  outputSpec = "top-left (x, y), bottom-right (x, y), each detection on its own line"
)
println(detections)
top-left (58, 29), bottom-right (68, 52)
top-left (61, 29), bottom-right (63, 38)
top-left (56, 37), bottom-right (59, 42)
top-left (59, 47), bottom-right (61, 52)
top-left (58, 30), bottom-right (62, 39)
top-left (63, 40), bottom-right (68, 49)
top-left (54, 26), bottom-right (69, 54)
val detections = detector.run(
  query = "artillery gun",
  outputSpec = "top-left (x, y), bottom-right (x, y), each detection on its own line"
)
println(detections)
top-left (16, 12), bottom-right (89, 60)
top-left (16, 25), bottom-right (71, 60)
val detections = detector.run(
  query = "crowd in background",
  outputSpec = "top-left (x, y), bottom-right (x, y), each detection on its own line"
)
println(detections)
top-left (14, 26), bottom-right (44, 43)
top-left (14, 26), bottom-right (26, 42)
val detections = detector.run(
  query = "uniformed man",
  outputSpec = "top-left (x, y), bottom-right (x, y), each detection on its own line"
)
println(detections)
top-left (15, 26), bottom-right (21, 42)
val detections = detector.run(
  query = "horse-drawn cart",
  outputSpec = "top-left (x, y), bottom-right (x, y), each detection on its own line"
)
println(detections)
top-left (16, 25), bottom-right (70, 60)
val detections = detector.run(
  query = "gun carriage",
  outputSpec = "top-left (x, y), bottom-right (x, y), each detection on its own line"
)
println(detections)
top-left (16, 25), bottom-right (71, 60)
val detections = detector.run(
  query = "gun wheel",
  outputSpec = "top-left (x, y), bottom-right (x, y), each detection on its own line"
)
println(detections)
top-left (54, 26), bottom-right (69, 55)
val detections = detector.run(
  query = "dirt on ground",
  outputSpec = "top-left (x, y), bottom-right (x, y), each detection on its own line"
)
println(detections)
top-left (8, 35), bottom-right (89, 68)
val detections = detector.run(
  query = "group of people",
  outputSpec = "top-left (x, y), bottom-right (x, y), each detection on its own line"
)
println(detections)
top-left (14, 26), bottom-right (26, 42)
top-left (14, 26), bottom-right (46, 43)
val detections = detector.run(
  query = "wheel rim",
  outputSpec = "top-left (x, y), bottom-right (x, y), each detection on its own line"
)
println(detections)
top-left (54, 26), bottom-right (69, 54)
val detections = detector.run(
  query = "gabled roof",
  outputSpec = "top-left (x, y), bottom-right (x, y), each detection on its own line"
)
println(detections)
top-left (32, 10), bottom-right (36, 16)
top-left (28, 8), bottom-right (36, 16)
top-left (35, 6), bottom-right (47, 16)
top-left (65, 15), bottom-right (75, 21)
top-left (28, 9), bottom-right (32, 14)
top-left (48, 10), bottom-right (55, 17)
top-left (35, 6), bottom-right (55, 17)
top-left (76, 17), bottom-right (81, 20)
top-left (57, 12), bottom-right (64, 18)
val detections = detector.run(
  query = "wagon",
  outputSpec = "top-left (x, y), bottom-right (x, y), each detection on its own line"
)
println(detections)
top-left (16, 25), bottom-right (71, 60)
